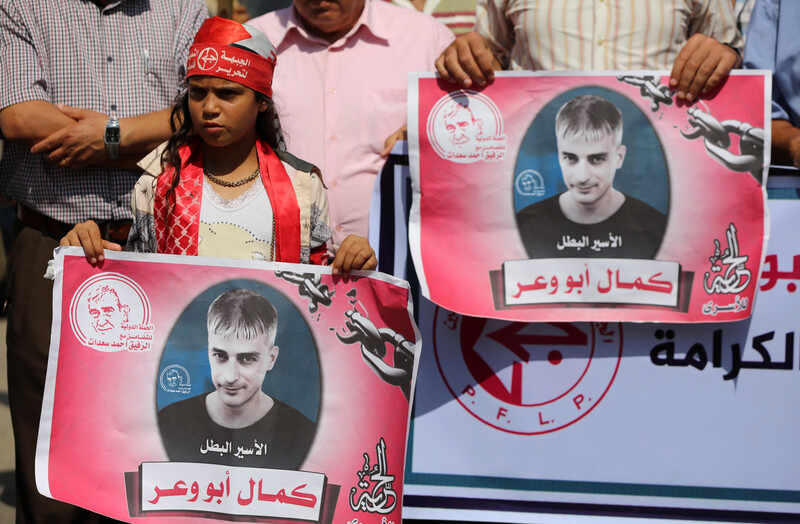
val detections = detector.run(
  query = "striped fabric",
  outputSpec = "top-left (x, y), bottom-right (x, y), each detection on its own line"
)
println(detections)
top-left (388, 0), bottom-right (477, 34)
top-left (0, 0), bottom-right (207, 223)
top-left (476, 0), bottom-right (742, 71)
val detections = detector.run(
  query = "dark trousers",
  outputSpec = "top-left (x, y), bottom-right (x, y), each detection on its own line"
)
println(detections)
top-left (6, 226), bottom-right (125, 523)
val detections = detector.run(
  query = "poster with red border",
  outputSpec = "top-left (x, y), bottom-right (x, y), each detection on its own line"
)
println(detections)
top-left (36, 248), bottom-right (419, 523)
top-left (408, 71), bottom-right (770, 323)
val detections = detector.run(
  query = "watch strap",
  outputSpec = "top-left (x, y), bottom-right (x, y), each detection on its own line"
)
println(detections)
top-left (105, 115), bottom-right (120, 160)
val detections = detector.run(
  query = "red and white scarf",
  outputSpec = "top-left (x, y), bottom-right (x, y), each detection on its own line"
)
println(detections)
top-left (153, 137), bottom-right (301, 262)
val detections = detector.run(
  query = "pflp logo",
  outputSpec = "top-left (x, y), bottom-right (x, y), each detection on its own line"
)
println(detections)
top-left (433, 308), bottom-right (622, 434)
top-left (197, 47), bottom-right (219, 71)
top-left (427, 90), bottom-right (507, 164)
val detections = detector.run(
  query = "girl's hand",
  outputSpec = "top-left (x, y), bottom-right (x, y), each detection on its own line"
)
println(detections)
top-left (332, 235), bottom-right (377, 275)
top-left (59, 220), bottom-right (122, 264)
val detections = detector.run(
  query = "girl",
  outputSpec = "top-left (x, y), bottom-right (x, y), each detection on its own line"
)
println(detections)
top-left (61, 17), bottom-right (376, 274)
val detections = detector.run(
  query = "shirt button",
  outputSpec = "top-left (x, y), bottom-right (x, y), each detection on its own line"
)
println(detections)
top-left (331, 180), bottom-right (339, 187)
top-left (329, 88), bottom-right (336, 94)
top-left (330, 135), bottom-right (337, 142)
top-left (597, 38), bottom-right (604, 46)
top-left (335, 225), bottom-right (343, 232)
top-left (107, 56), bottom-right (113, 62)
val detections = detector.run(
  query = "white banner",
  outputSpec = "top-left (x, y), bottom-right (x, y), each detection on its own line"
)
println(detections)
top-left (404, 199), bottom-right (800, 521)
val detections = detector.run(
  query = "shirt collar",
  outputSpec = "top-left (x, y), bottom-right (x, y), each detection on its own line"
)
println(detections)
top-left (277, 1), bottom-right (390, 48)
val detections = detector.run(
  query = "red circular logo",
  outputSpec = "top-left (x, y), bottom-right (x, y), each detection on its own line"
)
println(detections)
top-left (433, 307), bottom-right (622, 434)
top-left (197, 47), bottom-right (219, 71)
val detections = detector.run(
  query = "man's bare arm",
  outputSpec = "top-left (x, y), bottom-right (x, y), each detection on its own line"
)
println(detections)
top-left (30, 106), bottom-right (173, 170)
top-left (771, 119), bottom-right (800, 168)
top-left (120, 107), bottom-right (175, 155)
top-left (0, 101), bottom-right (76, 147)
top-left (1, 101), bottom-right (173, 170)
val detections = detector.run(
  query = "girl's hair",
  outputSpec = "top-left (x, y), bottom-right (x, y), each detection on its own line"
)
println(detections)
top-left (160, 86), bottom-right (287, 215)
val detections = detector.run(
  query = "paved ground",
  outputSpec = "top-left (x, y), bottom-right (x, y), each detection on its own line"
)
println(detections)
top-left (0, 318), bottom-right (16, 523)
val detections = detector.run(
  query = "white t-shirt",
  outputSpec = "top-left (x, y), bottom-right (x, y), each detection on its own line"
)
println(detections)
top-left (198, 180), bottom-right (275, 261)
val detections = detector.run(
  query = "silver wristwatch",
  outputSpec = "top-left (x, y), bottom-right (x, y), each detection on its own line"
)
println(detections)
top-left (104, 114), bottom-right (120, 159)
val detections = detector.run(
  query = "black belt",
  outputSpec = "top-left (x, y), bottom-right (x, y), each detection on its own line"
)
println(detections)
top-left (17, 205), bottom-right (132, 244)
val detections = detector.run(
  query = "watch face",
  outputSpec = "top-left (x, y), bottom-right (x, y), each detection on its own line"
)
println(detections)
top-left (106, 128), bottom-right (120, 143)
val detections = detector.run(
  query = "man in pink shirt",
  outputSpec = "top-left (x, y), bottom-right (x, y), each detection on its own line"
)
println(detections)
top-left (249, 0), bottom-right (453, 247)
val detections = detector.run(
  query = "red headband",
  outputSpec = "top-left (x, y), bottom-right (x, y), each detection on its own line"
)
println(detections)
top-left (186, 17), bottom-right (277, 97)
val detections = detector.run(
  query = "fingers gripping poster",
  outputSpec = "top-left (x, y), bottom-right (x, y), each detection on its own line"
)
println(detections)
top-left (408, 72), bottom-right (770, 322)
top-left (37, 248), bottom-right (420, 523)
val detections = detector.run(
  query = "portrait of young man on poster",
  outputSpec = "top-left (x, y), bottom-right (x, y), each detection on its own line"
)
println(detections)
top-left (516, 94), bottom-right (667, 259)
top-left (158, 288), bottom-right (316, 470)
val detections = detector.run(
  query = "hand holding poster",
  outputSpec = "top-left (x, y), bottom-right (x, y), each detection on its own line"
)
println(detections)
top-left (37, 248), bottom-right (419, 523)
top-left (408, 72), bottom-right (769, 322)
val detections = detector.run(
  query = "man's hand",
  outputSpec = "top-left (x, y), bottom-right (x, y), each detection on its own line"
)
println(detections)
top-left (60, 220), bottom-right (122, 265)
top-left (435, 31), bottom-right (503, 88)
top-left (381, 124), bottom-right (407, 157)
top-left (30, 105), bottom-right (108, 169)
top-left (771, 120), bottom-right (800, 168)
top-left (669, 34), bottom-right (741, 102)
top-left (331, 235), bottom-right (377, 276)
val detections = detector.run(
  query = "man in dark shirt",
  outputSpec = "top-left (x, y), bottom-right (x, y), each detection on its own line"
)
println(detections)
top-left (158, 289), bottom-right (315, 469)
top-left (517, 95), bottom-right (666, 259)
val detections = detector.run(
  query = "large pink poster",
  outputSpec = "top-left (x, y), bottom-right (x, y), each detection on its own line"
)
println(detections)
top-left (37, 248), bottom-right (419, 523)
top-left (409, 72), bottom-right (769, 322)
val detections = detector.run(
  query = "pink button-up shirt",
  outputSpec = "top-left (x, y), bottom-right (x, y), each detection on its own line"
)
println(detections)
top-left (250, 1), bottom-right (454, 245)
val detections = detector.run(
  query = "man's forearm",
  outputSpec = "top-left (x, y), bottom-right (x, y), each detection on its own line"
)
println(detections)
top-left (9, 104), bottom-right (175, 171)
top-left (104, 108), bottom-right (174, 170)
top-left (119, 107), bottom-right (174, 157)
top-left (771, 119), bottom-right (800, 167)
top-left (0, 100), bottom-right (76, 147)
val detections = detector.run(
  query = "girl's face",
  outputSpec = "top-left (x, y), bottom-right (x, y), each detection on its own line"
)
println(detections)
top-left (187, 76), bottom-right (268, 150)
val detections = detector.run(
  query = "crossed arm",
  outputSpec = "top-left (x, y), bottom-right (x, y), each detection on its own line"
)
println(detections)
top-left (0, 101), bottom-right (173, 170)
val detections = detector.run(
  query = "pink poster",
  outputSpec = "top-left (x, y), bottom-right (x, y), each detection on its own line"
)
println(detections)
top-left (409, 72), bottom-right (769, 322)
top-left (37, 248), bottom-right (419, 523)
